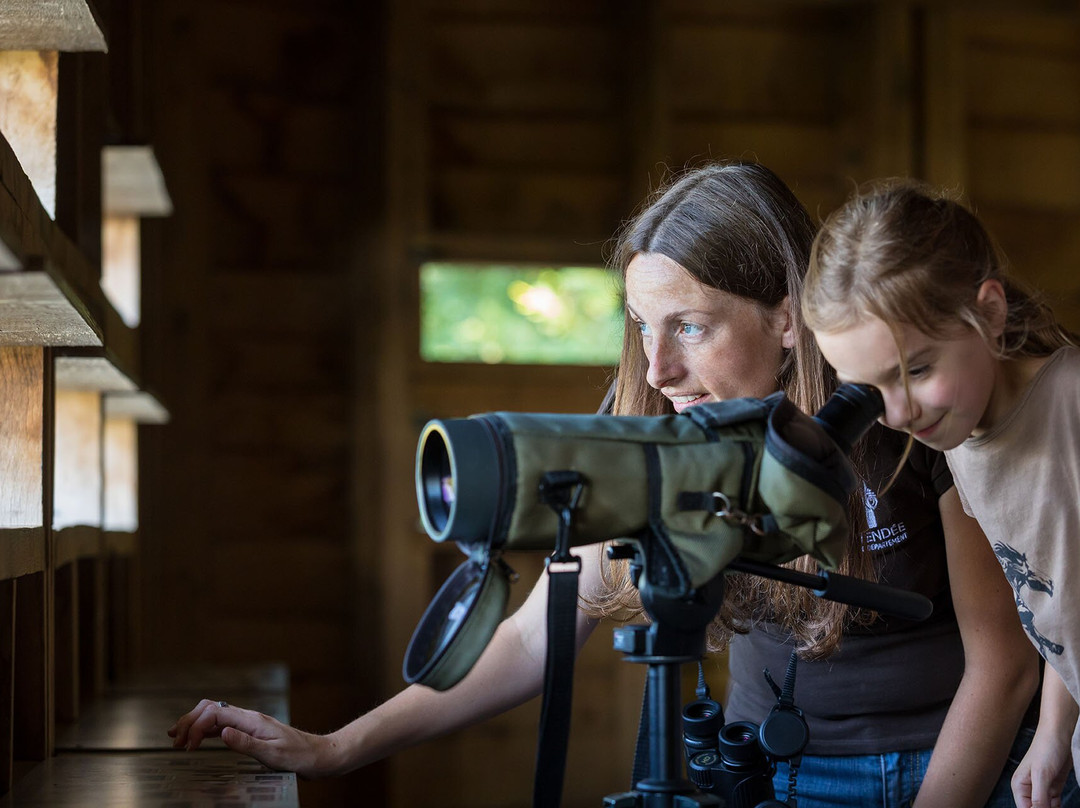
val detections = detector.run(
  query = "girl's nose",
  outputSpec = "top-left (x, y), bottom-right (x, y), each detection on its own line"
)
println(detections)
top-left (644, 336), bottom-right (680, 390)
top-left (880, 388), bottom-right (917, 431)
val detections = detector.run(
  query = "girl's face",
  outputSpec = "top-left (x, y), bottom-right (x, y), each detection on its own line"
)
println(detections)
top-left (814, 315), bottom-right (1000, 450)
top-left (624, 252), bottom-right (794, 412)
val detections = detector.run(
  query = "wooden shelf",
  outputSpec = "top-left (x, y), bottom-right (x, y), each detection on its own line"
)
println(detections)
top-left (104, 391), bottom-right (169, 424)
top-left (0, 1), bottom-right (107, 52)
top-left (55, 354), bottom-right (137, 393)
top-left (102, 146), bottom-right (173, 217)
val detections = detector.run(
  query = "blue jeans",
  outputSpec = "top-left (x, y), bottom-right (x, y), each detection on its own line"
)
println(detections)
top-left (771, 728), bottom-right (1080, 808)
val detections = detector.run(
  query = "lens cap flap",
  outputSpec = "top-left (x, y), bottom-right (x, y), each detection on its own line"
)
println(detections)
top-left (402, 557), bottom-right (511, 691)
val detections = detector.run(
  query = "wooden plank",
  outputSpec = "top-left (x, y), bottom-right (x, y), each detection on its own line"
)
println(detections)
top-left (212, 541), bottom-right (350, 619)
top-left (53, 389), bottom-right (102, 531)
top-left (968, 129), bottom-right (1080, 210)
top-left (0, 270), bottom-right (101, 346)
top-left (13, 571), bottom-right (48, 763)
top-left (0, 51), bottom-right (58, 218)
top-left (204, 271), bottom-right (350, 333)
top-left (103, 390), bottom-right (169, 424)
top-left (206, 392), bottom-right (348, 454)
top-left (0, 530), bottom-right (45, 581)
top-left (0, 346), bottom-right (43, 531)
top-left (54, 526), bottom-right (102, 569)
top-left (967, 46), bottom-right (1080, 127)
top-left (923, 6), bottom-right (968, 189)
top-left (103, 530), bottom-right (137, 556)
top-left (207, 336), bottom-right (350, 392)
top-left (103, 418), bottom-right (138, 533)
top-left (431, 114), bottom-right (622, 171)
top-left (416, 232), bottom-right (606, 265)
top-left (53, 563), bottom-right (78, 724)
top-left (55, 354), bottom-right (137, 392)
top-left (667, 120), bottom-right (839, 184)
top-left (101, 215), bottom-right (141, 328)
top-left (666, 20), bottom-right (838, 117)
top-left (110, 662), bottom-right (290, 696)
top-left (76, 556), bottom-right (105, 702)
top-left (0, 580), bottom-right (14, 795)
top-left (431, 167), bottom-right (624, 236)
top-left (0, 2), bottom-right (106, 52)
top-left (102, 146), bottom-right (173, 216)
top-left (0, 752), bottom-right (300, 807)
top-left (429, 20), bottom-right (624, 114)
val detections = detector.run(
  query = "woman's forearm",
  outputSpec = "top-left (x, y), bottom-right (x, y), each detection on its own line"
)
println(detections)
top-left (323, 550), bottom-right (603, 776)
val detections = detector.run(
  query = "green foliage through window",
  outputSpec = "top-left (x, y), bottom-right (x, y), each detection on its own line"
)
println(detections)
top-left (420, 262), bottom-right (623, 365)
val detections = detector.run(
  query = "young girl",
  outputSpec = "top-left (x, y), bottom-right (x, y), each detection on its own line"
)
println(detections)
top-left (803, 180), bottom-right (1080, 808)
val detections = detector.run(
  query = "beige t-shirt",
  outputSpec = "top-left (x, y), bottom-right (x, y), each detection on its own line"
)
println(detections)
top-left (947, 346), bottom-right (1080, 775)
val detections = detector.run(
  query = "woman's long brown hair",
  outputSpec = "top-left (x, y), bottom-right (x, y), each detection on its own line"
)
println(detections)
top-left (587, 161), bottom-right (877, 659)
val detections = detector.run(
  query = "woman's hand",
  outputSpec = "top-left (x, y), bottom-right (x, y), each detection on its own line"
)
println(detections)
top-left (169, 700), bottom-right (341, 779)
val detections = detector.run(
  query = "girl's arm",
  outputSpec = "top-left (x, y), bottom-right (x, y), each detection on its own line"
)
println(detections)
top-left (169, 543), bottom-right (606, 778)
top-left (912, 487), bottom-right (1040, 808)
top-left (1012, 664), bottom-right (1078, 808)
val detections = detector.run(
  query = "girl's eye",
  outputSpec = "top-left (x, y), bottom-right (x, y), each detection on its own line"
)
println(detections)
top-left (679, 323), bottom-right (704, 337)
top-left (636, 320), bottom-right (651, 337)
top-left (908, 364), bottom-right (930, 379)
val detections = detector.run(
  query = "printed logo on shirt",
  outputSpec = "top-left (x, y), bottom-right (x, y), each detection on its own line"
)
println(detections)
top-left (994, 541), bottom-right (1063, 658)
top-left (859, 482), bottom-right (908, 552)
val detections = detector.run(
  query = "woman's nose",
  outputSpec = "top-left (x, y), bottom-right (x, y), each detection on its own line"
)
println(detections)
top-left (644, 337), bottom-right (680, 390)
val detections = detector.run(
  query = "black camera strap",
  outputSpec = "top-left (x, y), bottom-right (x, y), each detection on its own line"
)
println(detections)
top-left (533, 472), bottom-right (586, 808)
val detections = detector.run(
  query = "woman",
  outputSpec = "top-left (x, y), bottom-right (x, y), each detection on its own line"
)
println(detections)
top-left (170, 162), bottom-right (1038, 807)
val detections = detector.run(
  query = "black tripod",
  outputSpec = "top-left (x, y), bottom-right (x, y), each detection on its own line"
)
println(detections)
top-left (601, 549), bottom-right (728, 808)
top-left (597, 551), bottom-right (932, 808)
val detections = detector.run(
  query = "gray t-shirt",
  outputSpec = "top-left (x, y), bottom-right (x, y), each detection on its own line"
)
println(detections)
top-left (947, 345), bottom-right (1080, 775)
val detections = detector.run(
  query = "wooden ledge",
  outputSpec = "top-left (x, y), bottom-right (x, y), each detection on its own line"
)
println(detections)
top-left (0, 527), bottom-right (45, 580)
top-left (104, 390), bottom-right (169, 424)
top-left (54, 526), bottom-right (102, 568)
top-left (102, 146), bottom-right (173, 217)
top-left (0, 267), bottom-right (100, 347)
top-left (0, 1), bottom-right (107, 52)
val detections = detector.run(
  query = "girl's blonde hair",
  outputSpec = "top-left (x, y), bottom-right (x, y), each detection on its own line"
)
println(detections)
top-left (587, 161), bottom-right (877, 659)
top-left (804, 180), bottom-right (1077, 358)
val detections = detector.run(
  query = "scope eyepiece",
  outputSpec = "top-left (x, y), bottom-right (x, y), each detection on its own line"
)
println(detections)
top-left (812, 383), bottom-right (884, 455)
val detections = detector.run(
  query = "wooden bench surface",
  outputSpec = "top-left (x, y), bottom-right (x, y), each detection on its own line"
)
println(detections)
top-left (0, 751), bottom-right (299, 807)
top-left (55, 691), bottom-right (290, 752)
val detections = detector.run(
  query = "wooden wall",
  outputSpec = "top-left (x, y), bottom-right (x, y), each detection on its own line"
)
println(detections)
top-left (138, 1), bottom-right (383, 805)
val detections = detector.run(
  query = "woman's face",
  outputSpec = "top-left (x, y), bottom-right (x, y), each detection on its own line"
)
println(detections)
top-left (625, 252), bottom-right (794, 412)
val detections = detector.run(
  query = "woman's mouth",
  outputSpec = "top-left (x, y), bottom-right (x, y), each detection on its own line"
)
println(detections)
top-left (668, 393), bottom-right (708, 413)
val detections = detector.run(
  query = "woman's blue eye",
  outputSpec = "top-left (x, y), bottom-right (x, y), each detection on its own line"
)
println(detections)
top-left (636, 321), bottom-right (650, 337)
top-left (680, 323), bottom-right (703, 337)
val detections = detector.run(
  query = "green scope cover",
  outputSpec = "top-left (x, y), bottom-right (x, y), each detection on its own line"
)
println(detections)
top-left (480, 393), bottom-right (853, 600)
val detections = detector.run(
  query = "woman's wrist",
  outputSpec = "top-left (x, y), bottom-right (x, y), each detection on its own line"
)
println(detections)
top-left (314, 727), bottom-right (356, 778)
